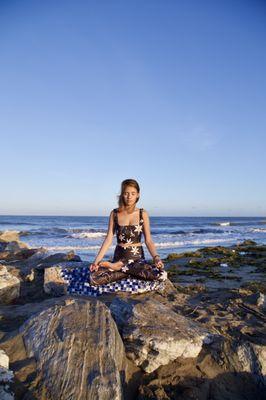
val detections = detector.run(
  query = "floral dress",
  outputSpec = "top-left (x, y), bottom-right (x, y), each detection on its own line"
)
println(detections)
top-left (89, 208), bottom-right (165, 285)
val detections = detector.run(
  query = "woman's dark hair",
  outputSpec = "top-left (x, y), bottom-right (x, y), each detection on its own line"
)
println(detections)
top-left (117, 179), bottom-right (140, 208)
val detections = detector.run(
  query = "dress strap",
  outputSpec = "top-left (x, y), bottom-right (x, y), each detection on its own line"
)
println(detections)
top-left (139, 208), bottom-right (144, 225)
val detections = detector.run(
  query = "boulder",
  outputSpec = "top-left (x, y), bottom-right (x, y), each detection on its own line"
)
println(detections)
top-left (36, 252), bottom-right (82, 270)
top-left (43, 261), bottom-right (88, 296)
top-left (2, 299), bottom-right (128, 400)
top-left (0, 265), bottom-right (20, 304)
top-left (0, 231), bottom-right (21, 243)
top-left (44, 266), bottom-right (68, 296)
top-left (110, 297), bottom-right (212, 373)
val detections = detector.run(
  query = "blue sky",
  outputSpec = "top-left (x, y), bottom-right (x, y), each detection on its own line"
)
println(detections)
top-left (0, 0), bottom-right (265, 216)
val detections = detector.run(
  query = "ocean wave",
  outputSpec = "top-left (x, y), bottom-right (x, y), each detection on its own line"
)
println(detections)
top-left (19, 228), bottom-right (69, 237)
top-left (0, 221), bottom-right (37, 226)
top-left (70, 232), bottom-right (106, 239)
top-left (251, 228), bottom-right (266, 233)
top-left (159, 228), bottom-right (232, 237)
top-left (191, 228), bottom-right (230, 234)
top-left (153, 237), bottom-right (236, 248)
top-left (212, 222), bottom-right (231, 226)
top-left (18, 227), bottom-right (106, 238)
top-left (46, 237), bottom-right (236, 252)
top-left (46, 244), bottom-right (114, 251)
top-left (211, 221), bottom-right (264, 227)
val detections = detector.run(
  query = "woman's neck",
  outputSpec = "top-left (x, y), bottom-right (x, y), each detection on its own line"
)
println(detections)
top-left (122, 204), bottom-right (137, 214)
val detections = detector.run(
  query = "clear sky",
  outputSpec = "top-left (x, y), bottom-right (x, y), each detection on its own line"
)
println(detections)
top-left (0, 0), bottom-right (265, 216)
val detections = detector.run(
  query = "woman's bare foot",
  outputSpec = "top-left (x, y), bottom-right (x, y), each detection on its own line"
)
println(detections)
top-left (98, 260), bottom-right (123, 271)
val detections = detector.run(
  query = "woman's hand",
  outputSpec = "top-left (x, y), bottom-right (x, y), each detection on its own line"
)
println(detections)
top-left (89, 262), bottom-right (99, 272)
top-left (153, 255), bottom-right (164, 270)
top-left (155, 259), bottom-right (164, 270)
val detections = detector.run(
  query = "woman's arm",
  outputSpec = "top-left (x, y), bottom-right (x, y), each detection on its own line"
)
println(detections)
top-left (93, 210), bottom-right (115, 264)
top-left (142, 209), bottom-right (164, 268)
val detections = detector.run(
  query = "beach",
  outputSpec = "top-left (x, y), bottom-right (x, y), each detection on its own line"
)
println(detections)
top-left (0, 230), bottom-right (265, 399)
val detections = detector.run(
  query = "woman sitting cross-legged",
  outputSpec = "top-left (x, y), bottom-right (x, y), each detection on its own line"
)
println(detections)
top-left (89, 178), bottom-right (167, 286)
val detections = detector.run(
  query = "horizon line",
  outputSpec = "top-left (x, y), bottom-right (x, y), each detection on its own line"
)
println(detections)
top-left (0, 214), bottom-right (265, 218)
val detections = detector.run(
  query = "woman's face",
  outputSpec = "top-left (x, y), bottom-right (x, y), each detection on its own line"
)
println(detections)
top-left (123, 185), bottom-right (139, 206)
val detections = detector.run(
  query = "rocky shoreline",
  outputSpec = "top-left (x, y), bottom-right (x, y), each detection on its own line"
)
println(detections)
top-left (0, 231), bottom-right (265, 399)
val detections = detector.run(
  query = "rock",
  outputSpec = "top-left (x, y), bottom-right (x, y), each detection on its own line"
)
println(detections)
top-left (0, 248), bottom-right (41, 262)
top-left (0, 350), bottom-right (9, 369)
top-left (110, 297), bottom-right (212, 373)
top-left (1, 299), bottom-right (128, 400)
top-left (138, 335), bottom-right (266, 400)
top-left (44, 266), bottom-right (68, 296)
top-left (4, 241), bottom-right (29, 252)
top-left (238, 240), bottom-right (257, 247)
top-left (166, 253), bottom-right (183, 260)
top-left (25, 247), bottom-right (49, 262)
top-left (234, 342), bottom-right (266, 386)
top-left (0, 231), bottom-right (20, 243)
top-left (36, 252), bottom-right (82, 270)
top-left (0, 350), bottom-right (13, 399)
top-left (0, 242), bottom-right (7, 252)
top-left (0, 296), bottom-right (75, 339)
top-left (244, 292), bottom-right (266, 310)
top-left (0, 265), bottom-right (20, 304)
top-left (43, 261), bottom-right (88, 296)
top-left (65, 250), bottom-right (82, 261)
top-left (0, 367), bottom-right (14, 400)
top-left (252, 344), bottom-right (266, 384)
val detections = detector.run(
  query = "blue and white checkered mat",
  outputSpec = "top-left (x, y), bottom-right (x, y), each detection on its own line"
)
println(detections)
top-left (60, 266), bottom-right (165, 297)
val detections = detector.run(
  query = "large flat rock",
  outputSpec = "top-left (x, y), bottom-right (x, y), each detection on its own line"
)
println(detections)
top-left (110, 297), bottom-right (212, 373)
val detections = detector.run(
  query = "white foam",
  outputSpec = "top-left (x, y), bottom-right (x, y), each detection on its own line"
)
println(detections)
top-left (71, 232), bottom-right (106, 239)
top-left (153, 237), bottom-right (236, 248)
top-left (46, 244), bottom-right (116, 251)
top-left (219, 222), bottom-right (231, 226)
top-left (252, 228), bottom-right (266, 233)
top-left (46, 237), bottom-right (237, 252)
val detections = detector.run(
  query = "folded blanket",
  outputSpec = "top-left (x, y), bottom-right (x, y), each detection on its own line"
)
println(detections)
top-left (60, 266), bottom-right (165, 297)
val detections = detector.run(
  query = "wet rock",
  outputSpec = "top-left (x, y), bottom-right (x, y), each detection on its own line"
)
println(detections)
top-left (110, 297), bottom-right (212, 373)
top-left (166, 253), bottom-right (184, 260)
top-left (245, 292), bottom-right (266, 310)
top-left (0, 265), bottom-right (20, 304)
top-left (238, 240), bottom-right (257, 247)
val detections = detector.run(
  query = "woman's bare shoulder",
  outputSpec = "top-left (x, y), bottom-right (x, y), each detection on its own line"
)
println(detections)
top-left (141, 208), bottom-right (149, 216)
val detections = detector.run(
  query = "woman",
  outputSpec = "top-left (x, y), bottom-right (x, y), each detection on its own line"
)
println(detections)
top-left (89, 179), bottom-right (166, 285)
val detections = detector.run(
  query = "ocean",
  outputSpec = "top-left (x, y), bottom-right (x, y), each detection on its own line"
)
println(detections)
top-left (1, 215), bottom-right (266, 262)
